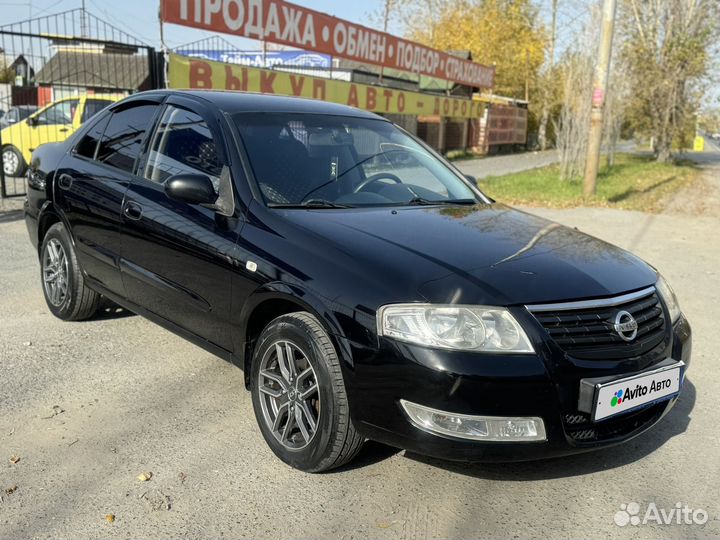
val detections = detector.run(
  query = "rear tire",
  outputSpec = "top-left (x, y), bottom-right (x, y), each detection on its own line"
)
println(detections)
top-left (250, 312), bottom-right (364, 472)
top-left (2, 145), bottom-right (26, 177)
top-left (40, 223), bottom-right (100, 321)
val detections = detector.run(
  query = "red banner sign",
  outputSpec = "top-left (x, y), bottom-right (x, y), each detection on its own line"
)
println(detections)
top-left (160, 0), bottom-right (495, 89)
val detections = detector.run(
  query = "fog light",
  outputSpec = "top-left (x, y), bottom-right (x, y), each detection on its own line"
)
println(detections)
top-left (400, 400), bottom-right (546, 442)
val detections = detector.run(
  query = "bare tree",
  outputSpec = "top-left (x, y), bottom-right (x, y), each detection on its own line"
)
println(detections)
top-left (537, 0), bottom-right (558, 150)
top-left (602, 56), bottom-right (629, 167)
top-left (555, 53), bottom-right (594, 180)
top-left (0, 55), bottom-right (15, 84)
top-left (620, 0), bottom-right (719, 162)
top-left (555, 6), bottom-right (600, 181)
top-left (371, 0), bottom-right (449, 42)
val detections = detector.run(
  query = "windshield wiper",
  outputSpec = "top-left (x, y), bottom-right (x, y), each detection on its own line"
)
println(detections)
top-left (407, 197), bottom-right (477, 206)
top-left (269, 199), bottom-right (354, 209)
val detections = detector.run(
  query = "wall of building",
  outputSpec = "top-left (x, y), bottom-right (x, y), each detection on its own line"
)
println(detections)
top-left (384, 113), bottom-right (418, 135)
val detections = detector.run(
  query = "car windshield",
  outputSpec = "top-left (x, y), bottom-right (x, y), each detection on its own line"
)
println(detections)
top-left (17, 107), bottom-right (36, 120)
top-left (233, 113), bottom-right (480, 208)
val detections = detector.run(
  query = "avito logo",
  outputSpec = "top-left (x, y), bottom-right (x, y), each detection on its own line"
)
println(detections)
top-left (614, 501), bottom-right (709, 527)
top-left (610, 378), bottom-right (674, 408)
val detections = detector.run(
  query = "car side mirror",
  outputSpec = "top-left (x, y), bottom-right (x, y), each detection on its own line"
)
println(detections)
top-left (164, 173), bottom-right (218, 206)
top-left (465, 174), bottom-right (478, 187)
top-left (27, 116), bottom-right (38, 126)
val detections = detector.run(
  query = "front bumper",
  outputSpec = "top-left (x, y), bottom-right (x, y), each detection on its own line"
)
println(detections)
top-left (24, 198), bottom-right (39, 251)
top-left (342, 312), bottom-right (691, 462)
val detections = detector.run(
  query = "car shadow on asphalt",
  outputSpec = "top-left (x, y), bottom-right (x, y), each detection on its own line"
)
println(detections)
top-left (336, 440), bottom-right (404, 471)
top-left (402, 378), bottom-right (696, 480)
top-left (92, 297), bottom-right (136, 320)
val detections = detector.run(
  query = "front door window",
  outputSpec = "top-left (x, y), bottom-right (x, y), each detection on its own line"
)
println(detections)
top-left (35, 100), bottom-right (78, 126)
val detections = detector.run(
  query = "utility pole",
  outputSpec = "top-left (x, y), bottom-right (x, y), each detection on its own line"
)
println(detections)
top-left (537, 0), bottom-right (557, 151)
top-left (80, 0), bottom-right (87, 37)
top-left (378, 0), bottom-right (394, 84)
top-left (583, 0), bottom-right (617, 198)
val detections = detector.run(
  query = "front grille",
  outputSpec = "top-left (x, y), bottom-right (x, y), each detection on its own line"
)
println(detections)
top-left (563, 404), bottom-right (666, 443)
top-left (528, 287), bottom-right (666, 360)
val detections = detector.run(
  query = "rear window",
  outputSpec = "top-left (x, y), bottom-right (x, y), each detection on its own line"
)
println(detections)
top-left (96, 104), bottom-right (158, 173)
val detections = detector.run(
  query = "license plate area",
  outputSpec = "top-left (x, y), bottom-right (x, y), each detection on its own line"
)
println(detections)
top-left (578, 360), bottom-right (684, 422)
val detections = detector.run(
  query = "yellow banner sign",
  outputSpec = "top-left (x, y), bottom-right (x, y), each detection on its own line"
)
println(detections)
top-left (167, 54), bottom-right (483, 119)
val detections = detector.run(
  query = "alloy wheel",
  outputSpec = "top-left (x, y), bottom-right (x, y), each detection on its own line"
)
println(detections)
top-left (3, 150), bottom-right (18, 176)
top-left (43, 238), bottom-right (69, 307)
top-left (257, 340), bottom-right (321, 450)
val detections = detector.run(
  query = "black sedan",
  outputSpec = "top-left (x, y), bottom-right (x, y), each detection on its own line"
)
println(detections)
top-left (24, 90), bottom-right (691, 472)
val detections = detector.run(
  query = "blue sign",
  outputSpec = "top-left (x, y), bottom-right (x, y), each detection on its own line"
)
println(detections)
top-left (176, 50), bottom-right (332, 68)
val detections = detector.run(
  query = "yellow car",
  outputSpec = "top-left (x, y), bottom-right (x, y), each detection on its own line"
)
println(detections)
top-left (1, 94), bottom-right (121, 177)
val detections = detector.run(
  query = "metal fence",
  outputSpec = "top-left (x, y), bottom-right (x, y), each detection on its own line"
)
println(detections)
top-left (0, 8), bottom-right (162, 197)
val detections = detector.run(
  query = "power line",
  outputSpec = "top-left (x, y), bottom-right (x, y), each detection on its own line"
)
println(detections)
top-left (32, 0), bottom-right (66, 17)
top-left (87, 0), bottom-right (155, 44)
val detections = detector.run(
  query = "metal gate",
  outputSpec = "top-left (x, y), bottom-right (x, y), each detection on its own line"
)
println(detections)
top-left (0, 8), bottom-right (162, 198)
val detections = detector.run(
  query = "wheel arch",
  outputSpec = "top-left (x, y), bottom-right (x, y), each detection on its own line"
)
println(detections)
top-left (37, 202), bottom-right (74, 256)
top-left (237, 284), bottom-right (352, 388)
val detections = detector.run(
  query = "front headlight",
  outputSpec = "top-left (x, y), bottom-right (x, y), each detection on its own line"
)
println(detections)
top-left (27, 168), bottom-right (46, 190)
top-left (378, 304), bottom-right (534, 353)
top-left (656, 276), bottom-right (682, 323)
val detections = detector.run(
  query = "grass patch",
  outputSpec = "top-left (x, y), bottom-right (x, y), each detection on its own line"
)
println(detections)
top-left (479, 154), bottom-right (700, 212)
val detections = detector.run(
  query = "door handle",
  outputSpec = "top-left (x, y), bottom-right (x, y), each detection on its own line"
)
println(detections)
top-left (123, 200), bottom-right (143, 221)
top-left (57, 173), bottom-right (73, 190)
top-left (58, 127), bottom-right (69, 133)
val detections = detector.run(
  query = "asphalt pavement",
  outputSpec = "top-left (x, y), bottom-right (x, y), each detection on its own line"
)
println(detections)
top-left (0, 149), bottom-right (719, 539)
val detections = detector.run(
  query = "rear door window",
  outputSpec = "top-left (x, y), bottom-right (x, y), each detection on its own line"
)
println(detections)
top-left (96, 104), bottom-right (158, 173)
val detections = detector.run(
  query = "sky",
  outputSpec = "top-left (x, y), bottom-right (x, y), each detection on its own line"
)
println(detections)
top-left (0, 0), bottom-right (395, 50)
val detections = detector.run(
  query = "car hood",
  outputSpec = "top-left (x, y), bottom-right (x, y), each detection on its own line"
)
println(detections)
top-left (280, 203), bottom-right (658, 306)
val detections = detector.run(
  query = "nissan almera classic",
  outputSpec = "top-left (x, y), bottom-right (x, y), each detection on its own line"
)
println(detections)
top-left (24, 90), bottom-right (691, 472)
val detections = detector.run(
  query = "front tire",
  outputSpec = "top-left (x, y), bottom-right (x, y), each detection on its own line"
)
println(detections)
top-left (2, 145), bottom-right (26, 177)
top-left (40, 223), bottom-right (100, 321)
top-left (250, 312), bottom-right (364, 472)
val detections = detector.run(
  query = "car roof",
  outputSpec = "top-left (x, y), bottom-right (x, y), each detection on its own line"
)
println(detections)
top-left (90, 94), bottom-right (124, 100)
top-left (134, 89), bottom-right (387, 120)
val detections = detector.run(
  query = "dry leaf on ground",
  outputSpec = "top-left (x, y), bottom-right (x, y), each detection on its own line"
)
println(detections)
top-left (137, 472), bottom-right (153, 482)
